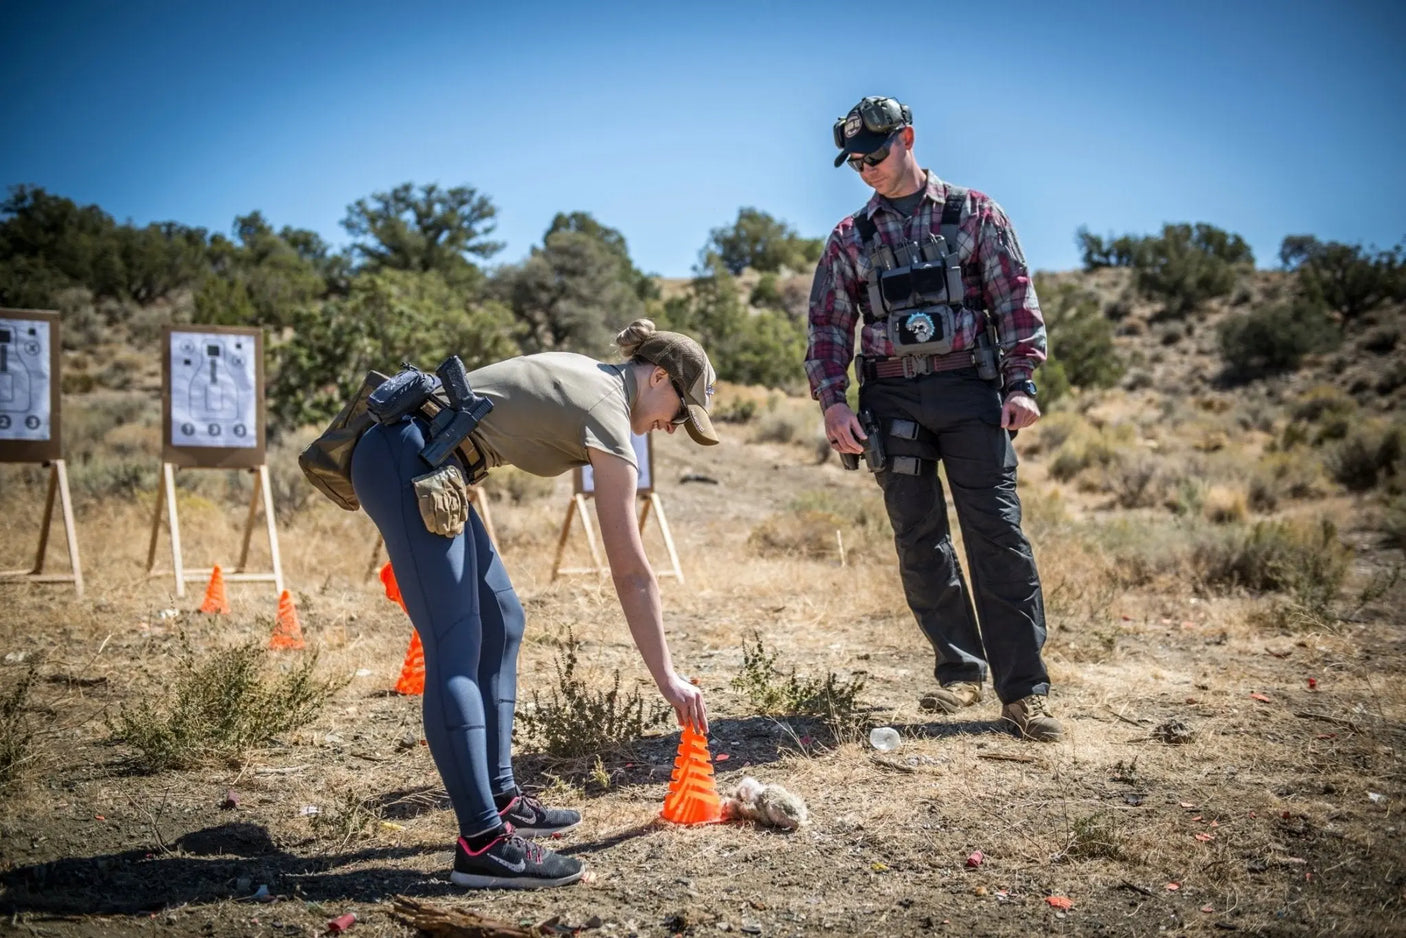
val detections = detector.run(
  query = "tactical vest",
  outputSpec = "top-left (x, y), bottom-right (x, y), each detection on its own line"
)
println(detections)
top-left (853, 186), bottom-right (972, 357)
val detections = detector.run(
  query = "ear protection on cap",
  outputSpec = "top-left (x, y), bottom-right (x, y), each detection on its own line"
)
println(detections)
top-left (832, 96), bottom-right (912, 148)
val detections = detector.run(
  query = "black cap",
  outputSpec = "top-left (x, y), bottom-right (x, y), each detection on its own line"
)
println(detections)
top-left (832, 96), bottom-right (912, 167)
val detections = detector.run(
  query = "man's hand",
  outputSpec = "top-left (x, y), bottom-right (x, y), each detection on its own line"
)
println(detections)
top-left (824, 402), bottom-right (867, 455)
top-left (658, 671), bottom-right (708, 733)
top-left (1000, 392), bottom-right (1041, 431)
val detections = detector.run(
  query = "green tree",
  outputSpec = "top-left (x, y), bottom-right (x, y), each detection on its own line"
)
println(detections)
top-left (194, 212), bottom-right (328, 329)
top-left (0, 185), bottom-right (125, 305)
top-left (1278, 234), bottom-right (1320, 270)
top-left (1133, 222), bottom-right (1253, 318)
top-left (705, 208), bottom-right (823, 276)
top-left (545, 211), bottom-right (658, 301)
top-left (269, 268), bottom-right (518, 430)
top-left (493, 228), bottom-right (646, 354)
top-left (341, 182), bottom-right (502, 290)
top-left (115, 222), bottom-right (209, 303)
top-left (1294, 239), bottom-right (1401, 324)
top-left (1217, 296), bottom-right (1339, 381)
top-left (1075, 227), bottom-right (1139, 270)
top-left (662, 258), bottom-right (806, 389)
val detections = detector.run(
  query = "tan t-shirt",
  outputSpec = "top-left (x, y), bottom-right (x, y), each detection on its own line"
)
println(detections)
top-left (467, 352), bottom-right (638, 477)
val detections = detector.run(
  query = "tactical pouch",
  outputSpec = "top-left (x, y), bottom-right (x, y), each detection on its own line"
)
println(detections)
top-left (368, 368), bottom-right (437, 424)
top-left (412, 463), bottom-right (471, 538)
top-left (298, 370), bottom-right (389, 511)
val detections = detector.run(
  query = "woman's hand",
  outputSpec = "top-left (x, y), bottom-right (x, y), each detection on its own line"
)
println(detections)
top-left (659, 671), bottom-right (708, 733)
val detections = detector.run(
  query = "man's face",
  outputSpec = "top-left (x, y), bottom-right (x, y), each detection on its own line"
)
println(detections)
top-left (853, 127), bottom-right (914, 198)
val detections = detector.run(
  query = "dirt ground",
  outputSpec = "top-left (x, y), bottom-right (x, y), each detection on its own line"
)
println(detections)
top-left (1, 391), bottom-right (1404, 937)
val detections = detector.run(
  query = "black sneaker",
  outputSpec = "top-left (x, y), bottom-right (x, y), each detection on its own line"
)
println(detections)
top-left (451, 825), bottom-right (584, 889)
top-left (497, 789), bottom-right (581, 837)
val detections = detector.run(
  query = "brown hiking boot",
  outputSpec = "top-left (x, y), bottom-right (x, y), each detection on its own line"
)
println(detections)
top-left (1001, 695), bottom-right (1063, 742)
top-left (919, 681), bottom-right (983, 714)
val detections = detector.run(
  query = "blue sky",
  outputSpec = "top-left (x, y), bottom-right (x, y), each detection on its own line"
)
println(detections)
top-left (2, 1), bottom-right (1402, 277)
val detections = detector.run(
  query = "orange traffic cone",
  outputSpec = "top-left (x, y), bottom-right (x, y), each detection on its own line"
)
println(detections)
top-left (660, 724), bottom-right (722, 825)
top-left (380, 562), bottom-right (407, 614)
top-left (269, 589), bottom-right (306, 650)
top-left (199, 565), bottom-right (230, 615)
top-left (395, 631), bottom-right (426, 695)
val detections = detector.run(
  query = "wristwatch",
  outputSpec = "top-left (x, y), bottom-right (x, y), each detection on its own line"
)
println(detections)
top-left (1004, 379), bottom-right (1037, 400)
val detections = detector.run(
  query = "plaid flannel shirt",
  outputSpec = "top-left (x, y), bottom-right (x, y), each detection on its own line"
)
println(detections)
top-left (805, 171), bottom-right (1047, 412)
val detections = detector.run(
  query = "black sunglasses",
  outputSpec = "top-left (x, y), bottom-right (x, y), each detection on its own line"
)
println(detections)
top-left (671, 382), bottom-right (690, 425)
top-left (847, 132), bottom-right (899, 172)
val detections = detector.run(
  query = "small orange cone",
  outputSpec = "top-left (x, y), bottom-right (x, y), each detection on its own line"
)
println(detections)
top-left (380, 562), bottom-right (407, 614)
top-left (268, 589), bottom-right (306, 650)
top-left (660, 724), bottom-right (722, 825)
top-left (395, 631), bottom-right (425, 695)
top-left (199, 565), bottom-right (230, 615)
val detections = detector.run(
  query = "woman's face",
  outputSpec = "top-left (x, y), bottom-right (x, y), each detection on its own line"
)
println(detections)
top-left (632, 365), bottom-right (688, 435)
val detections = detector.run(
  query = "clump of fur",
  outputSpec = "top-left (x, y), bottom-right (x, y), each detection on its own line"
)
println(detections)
top-left (721, 776), bottom-right (808, 830)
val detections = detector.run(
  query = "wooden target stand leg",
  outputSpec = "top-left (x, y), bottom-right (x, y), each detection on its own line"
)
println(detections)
top-left (550, 493), bottom-right (606, 580)
top-left (550, 492), bottom-right (683, 583)
top-left (0, 460), bottom-right (84, 597)
top-left (364, 485), bottom-right (498, 579)
top-left (146, 462), bottom-right (283, 598)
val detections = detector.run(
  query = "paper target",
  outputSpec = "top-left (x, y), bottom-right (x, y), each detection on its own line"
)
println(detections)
top-left (0, 310), bottom-right (61, 463)
top-left (162, 325), bottom-right (265, 467)
top-left (577, 432), bottom-right (652, 495)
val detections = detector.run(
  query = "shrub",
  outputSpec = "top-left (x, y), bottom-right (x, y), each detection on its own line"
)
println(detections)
top-left (750, 407), bottom-right (814, 445)
top-left (1326, 423), bottom-right (1405, 492)
top-left (1382, 496), bottom-right (1406, 549)
top-left (108, 636), bottom-right (345, 769)
top-left (1202, 485), bottom-right (1248, 524)
top-left (729, 635), bottom-right (866, 732)
top-left (1218, 297), bottom-right (1339, 381)
top-left (1048, 423), bottom-right (1132, 482)
top-left (1248, 452), bottom-right (1328, 510)
top-left (1062, 812), bottom-right (1123, 861)
top-left (1033, 277), bottom-right (1124, 400)
top-left (1286, 385), bottom-right (1358, 445)
top-left (515, 629), bottom-right (669, 758)
top-left (713, 397), bottom-right (758, 424)
top-left (1196, 518), bottom-right (1349, 615)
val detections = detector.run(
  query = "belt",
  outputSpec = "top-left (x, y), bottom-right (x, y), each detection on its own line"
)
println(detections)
top-left (414, 403), bottom-right (488, 483)
top-left (860, 350), bottom-right (978, 381)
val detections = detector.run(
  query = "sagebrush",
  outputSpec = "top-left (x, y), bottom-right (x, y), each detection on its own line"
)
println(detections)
top-left (515, 629), bottom-right (669, 758)
top-left (107, 635), bottom-right (345, 769)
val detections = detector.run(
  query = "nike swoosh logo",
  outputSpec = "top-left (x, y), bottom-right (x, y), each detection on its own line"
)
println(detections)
top-left (488, 853), bottom-right (526, 873)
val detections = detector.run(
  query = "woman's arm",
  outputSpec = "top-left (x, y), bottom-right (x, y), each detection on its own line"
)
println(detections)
top-left (588, 448), bottom-right (708, 732)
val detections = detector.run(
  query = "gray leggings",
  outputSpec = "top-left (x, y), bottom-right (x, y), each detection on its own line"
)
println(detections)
top-left (351, 417), bottom-right (524, 837)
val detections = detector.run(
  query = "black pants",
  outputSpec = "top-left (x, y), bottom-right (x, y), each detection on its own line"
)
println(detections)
top-left (861, 368), bottom-right (1049, 704)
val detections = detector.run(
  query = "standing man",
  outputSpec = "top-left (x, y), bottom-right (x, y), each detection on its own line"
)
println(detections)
top-left (805, 95), bottom-right (1061, 741)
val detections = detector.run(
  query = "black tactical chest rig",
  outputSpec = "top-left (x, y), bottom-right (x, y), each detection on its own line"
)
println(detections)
top-left (853, 186), bottom-right (971, 357)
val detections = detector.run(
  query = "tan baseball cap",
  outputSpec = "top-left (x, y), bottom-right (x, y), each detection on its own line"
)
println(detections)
top-left (634, 331), bottom-right (719, 446)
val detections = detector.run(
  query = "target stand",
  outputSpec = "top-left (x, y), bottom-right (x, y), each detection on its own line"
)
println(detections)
top-left (0, 309), bottom-right (84, 597)
top-left (550, 434), bottom-right (684, 583)
top-left (146, 325), bottom-right (282, 598)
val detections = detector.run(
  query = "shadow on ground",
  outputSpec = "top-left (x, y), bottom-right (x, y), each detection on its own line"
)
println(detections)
top-left (0, 822), bottom-right (474, 915)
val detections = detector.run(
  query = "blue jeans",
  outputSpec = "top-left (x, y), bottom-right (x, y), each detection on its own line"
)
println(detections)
top-left (351, 417), bottom-right (524, 837)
